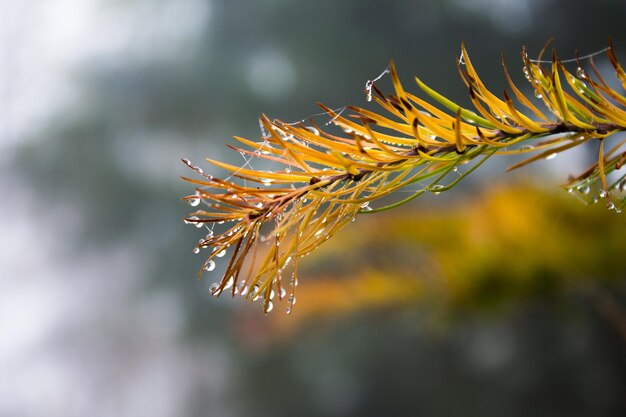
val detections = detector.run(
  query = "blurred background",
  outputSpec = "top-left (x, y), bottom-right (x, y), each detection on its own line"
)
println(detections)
top-left (1, 0), bottom-right (625, 416)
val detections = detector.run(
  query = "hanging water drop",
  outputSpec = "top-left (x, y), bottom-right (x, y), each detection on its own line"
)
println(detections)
top-left (576, 67), bottom-right (586, 78)
top-left (288, 295), bottom-right (297, 305)
top-left (534, 90), bottom-right (543, 99)
top-left (209, 282), bottom-right (221, 295)
top-left (280, 287), bottom-right (287, 298)
top-left (578, 185), bottom-right (591, 195)
top-left (216, 249), bottom-right (227, 258)
top-left (204, 260), bottom-right (216, 272)
top-left (599, 189), bottom-right (608, 198)
top-left (240, 285), bottom-right (249, 296)
top-left (263, 300), bottom-right (274, 314)
top-left (306, 126), bottom-right (320, 135)
top-left (431, 184), bottom-right (445, 195)
top-left (223, 276), bottom-right (234, 290)
top-left (545, 153), bottom-right (557, 160)
top-left (250, 284), bottom-right (261, 301)
top-left (192, 247), bottom-right (200, 254)
top-left (188, 197), bottom-right (200, 207)
top-left (184, 215), bottom-right (199, 225)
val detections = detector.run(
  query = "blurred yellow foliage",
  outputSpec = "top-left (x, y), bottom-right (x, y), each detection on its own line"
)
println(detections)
top-left (266, 182), bottom-right (625, 332)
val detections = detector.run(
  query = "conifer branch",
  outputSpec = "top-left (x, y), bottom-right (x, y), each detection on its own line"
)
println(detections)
top-left (182, 41), bottom-right (626, 313)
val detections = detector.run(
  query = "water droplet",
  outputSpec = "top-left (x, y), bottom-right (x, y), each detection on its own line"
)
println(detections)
top-left (182, 158), bottom-right (191, 166)
top-left (607, 202), bottom-right (616, 210)
top-left (431, 184), bottom-right (445, 195)
top-left (520, 145), bottom-right (534, 151)
top-left (279, 287), bottom-right (287, 298)
top-left (205, 230), bottom-right (214, 239)
top-left (193, 247), bottom-right (200, 254)
top-left (209, 282), bottom-right (221, 295)
top-left (284, 256), bottom-right (292, 267)
top-left (251, 286), bottom-right (261, 301)
top-left (223, 276), bottom-right (234, 290)
top-left (263, 300), bottom-right (274, 314)
top-left (315, 228), bottom-right (325, 237)
top-left (184, 215), bottom-right (199, 225)
top-left (216, 249), bottom-right (227, 258)
top-left (578, 185), bottom-right (591, 195)
top-left (306, 126), bottom-right (320, 135)
top-left (269, 289), bottom-right (275, 300)
top-left (284, 167), bottom-right (291, 174)
top-left (599, 189), bottom-right (608, 198)
top-left (188, 197), bottom-right (200, 207)
top-left (534, 90), bottom-right (543, 99)
top-left (288, 295), bottom-right (297, 305)
top-left (204, 260), bottom-right (216, 271)
top-left (261, 178), bottom-right (273, 186)
top-left (286, 307), bottom-right (292, 314)
top-left (545, 153), bottom-right (557, 160)
top-left (240, 285), bottom-right (249, 296)
top-left (576, 67), bottom-right (586, 78)
top-left (360, 201), bottom-right (370, 209)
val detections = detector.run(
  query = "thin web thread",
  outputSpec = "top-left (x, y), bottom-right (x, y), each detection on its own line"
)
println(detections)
top-left (528, 46), bottom-right (610, 64)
